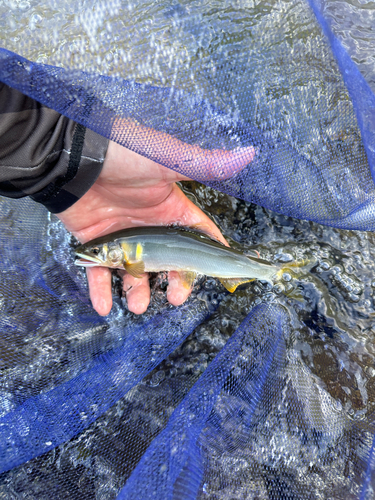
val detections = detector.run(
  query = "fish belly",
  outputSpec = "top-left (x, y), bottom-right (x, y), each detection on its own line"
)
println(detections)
top-left (141, 240), bottom-right (276, 280)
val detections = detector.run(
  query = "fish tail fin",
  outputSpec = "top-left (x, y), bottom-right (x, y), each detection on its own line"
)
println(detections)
top-left (276, 257), bottom-right (317, 281)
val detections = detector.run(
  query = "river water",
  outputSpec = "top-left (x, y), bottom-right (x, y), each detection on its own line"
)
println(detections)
top-left (1, 0), bottom-right (375, 498)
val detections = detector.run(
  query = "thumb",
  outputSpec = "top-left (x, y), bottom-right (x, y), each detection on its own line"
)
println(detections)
top-left (111, 117), bottom-right (256, 182)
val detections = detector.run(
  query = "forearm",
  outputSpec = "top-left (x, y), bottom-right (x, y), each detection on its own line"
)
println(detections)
top-left (0, 82), bottom-right (109, 213)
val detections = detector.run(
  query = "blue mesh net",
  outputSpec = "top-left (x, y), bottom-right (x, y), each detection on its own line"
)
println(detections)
top-left (1, 0), bottom-right (375, 498)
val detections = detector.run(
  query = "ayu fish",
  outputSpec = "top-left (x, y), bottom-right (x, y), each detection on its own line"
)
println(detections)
top-left (74, 226), bottom-right (311, 292)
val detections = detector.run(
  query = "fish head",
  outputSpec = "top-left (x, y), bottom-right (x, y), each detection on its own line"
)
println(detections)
top-left (75, 242), bottom-right (124, 268)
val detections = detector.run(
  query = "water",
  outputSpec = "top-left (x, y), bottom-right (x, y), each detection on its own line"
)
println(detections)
top-left (1, 0), bottom-right (375, 496)
top-left (1, 180), bottom-right (375, 498)
top-left (1, 0), bottom-right (373, 232)
top-left (321, 0), bottom-right (375, 92)
top-left (182, 182), bottom-right (375, 405)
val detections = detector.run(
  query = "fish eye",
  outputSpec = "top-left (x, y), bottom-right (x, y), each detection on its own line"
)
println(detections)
top-left (91, 247), bottom-right (100, 255)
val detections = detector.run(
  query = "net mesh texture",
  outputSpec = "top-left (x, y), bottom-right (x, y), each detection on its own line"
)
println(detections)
top-left (1, 0), bottom-right (375, 498)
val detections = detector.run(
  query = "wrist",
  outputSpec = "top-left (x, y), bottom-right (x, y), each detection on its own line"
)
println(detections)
top-left (43, 128), bottom-right (109, 214)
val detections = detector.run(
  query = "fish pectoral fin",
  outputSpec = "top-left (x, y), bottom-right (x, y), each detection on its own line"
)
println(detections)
top-left (177, 271), bottom-right (197, 289)
top-left (124, 260), bottom-right (145, 278)
top-left (219, 277), bottom-right (255, 293)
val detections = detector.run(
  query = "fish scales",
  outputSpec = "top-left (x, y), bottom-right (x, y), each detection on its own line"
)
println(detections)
top-left (74, 226), bottom-right (312, 292)
top-left (126, 234), bottom-right (275, 279)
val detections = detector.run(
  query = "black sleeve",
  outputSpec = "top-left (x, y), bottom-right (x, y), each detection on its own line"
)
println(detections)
top-left (0, 82), bottom-right (109, 213)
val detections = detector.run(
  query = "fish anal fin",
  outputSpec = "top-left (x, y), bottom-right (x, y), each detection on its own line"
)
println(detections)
top-left (124, 260), bottom-right (145, 278)
top-left (178, 271), bottom-right (197, 289)
top-left (219, 277), bottom-right (255, 293)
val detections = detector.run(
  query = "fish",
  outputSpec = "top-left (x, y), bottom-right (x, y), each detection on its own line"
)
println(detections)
top-left (74, 226), bottom-right (313, 292)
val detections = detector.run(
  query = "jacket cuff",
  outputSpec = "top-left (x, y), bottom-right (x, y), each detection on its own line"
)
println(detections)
top-left (31, 127), bottom-right (109, 213)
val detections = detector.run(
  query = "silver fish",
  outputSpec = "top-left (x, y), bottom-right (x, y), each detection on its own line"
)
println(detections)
top-left (75, 226), bottom-right (309, 292)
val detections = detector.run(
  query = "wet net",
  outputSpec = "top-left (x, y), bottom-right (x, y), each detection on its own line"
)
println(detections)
top-left (1, 0), bottom-right (375, 498)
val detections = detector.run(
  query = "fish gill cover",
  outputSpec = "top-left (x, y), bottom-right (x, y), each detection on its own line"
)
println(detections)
top-left (1, 0), bottom-right (375, 498)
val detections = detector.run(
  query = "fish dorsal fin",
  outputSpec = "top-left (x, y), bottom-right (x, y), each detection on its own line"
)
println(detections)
top-left (244, 249), bottom-right (260, 259)
top-left (124, 260), bottom-right (145, 278)
top-left (189, 223), bottom-right (223, 244)
top-left (178, 271), bottom-right (197, 289)
top-left (169, 223), bottom-right (226, 245)
top-left (219, 277), bottom-right (255, 293)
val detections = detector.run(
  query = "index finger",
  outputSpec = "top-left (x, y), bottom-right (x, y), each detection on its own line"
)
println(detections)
top-left (86, 267), bottom-right (113, 316)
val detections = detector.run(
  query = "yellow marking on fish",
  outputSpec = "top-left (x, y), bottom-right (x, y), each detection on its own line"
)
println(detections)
top-left (121, 242), bottom-right (132, 262)
top-left (136, 242), bottom-right (143, 261)
top-left (103, 243), bottom-right (108, 255)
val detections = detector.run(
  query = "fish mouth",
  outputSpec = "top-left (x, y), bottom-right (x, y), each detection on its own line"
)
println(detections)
top-left (74, 253), bottom-right (103, 267)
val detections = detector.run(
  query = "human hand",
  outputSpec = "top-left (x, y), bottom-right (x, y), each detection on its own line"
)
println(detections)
top-left (58, 122), bottom-right (256, 315)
